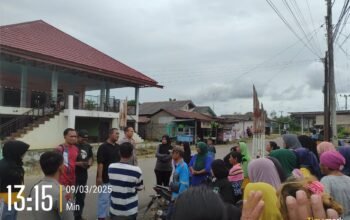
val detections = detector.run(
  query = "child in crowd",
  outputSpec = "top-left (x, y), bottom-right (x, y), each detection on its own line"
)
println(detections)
top-left (228, 151), bottom-right (244, 203)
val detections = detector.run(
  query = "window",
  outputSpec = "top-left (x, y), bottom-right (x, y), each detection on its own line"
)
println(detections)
top-left (4, 89), bottom-right (20, 107)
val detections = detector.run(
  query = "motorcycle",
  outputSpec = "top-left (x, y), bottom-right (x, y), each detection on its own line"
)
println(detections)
top-left (144, 185), bottom-right (172, 220)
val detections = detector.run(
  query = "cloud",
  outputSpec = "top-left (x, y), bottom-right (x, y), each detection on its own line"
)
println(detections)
top-left (0, 0), bottom-right (348, 116)
top-left (305, 62), bottom-right (324, 90)
top-left (182, 78), bottom-right (267, 104)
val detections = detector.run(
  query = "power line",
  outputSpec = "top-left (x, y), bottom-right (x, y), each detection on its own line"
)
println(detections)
top-left (144, 25), bottom-right (324, 79)
top-left (333, 0), bottom-right (350, 42)
top-left (265, 0), bottom-right (323, 58)
top-left (261, 43), bottom-right (308, 88)
top-left (306, 0), bottom-right (324, 55)
top-left (157, 60), bottom-right (315, 84)
top-left (281, 0), bottom-right (322, 56)
top-left (154, 25), bottom-right (323, 85)
top-left (289, 0), bottom-right (323, 55)
top-left (336, 11), bottom-right (350, 45)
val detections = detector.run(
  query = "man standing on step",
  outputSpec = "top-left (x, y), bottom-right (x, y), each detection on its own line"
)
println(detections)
top-left (96, 128), bottom-right (121, 220)
top-left (75, 129), bottom-right (93, 220)
top-left (119, 126), bottom-right (137, 165)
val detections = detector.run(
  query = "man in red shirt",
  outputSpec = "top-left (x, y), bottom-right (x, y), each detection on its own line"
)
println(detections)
top-left (55, 128), bottom-right (79, 187)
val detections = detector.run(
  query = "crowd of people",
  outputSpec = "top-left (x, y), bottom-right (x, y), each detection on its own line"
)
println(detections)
top-left (0, 128), bottom-right (350, 220)
top-left (154, 134), bottom-right (350, 220)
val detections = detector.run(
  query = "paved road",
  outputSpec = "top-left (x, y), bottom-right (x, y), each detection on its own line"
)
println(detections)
top-left (18, 139), bottom-right (282, 220)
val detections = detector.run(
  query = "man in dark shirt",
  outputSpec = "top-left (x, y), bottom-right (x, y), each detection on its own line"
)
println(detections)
top-left (96, 128), bottom-right (120, 220)
top-left (75, 130), bottom-right (93, 220)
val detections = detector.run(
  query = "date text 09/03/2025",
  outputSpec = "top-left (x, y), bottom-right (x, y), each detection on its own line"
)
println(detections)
top-left (5, 184), bottom-right (112, 212)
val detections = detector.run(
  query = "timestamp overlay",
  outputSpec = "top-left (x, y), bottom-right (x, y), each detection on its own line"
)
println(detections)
top-left (5, 184), bottom-right (111, 212)
top-left (64, 185), bottom-right (112, 195)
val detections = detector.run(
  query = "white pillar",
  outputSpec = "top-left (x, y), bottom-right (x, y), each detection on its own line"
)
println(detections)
top-left (112, 118), bottom-right (119, 129)
top-left (0, 87), bottom-right (3, 106)
top-left (100, 87), bottom-right (106, 111)
top-left (301, 115), bottom-right (304, 135)
top-left (67, 95), bottom-right (75, 128)
top-left (106, 84), bottom-right (110, 111)
top-left (51, 70), bottom-right (58, 103)
top-left (135, 87), bottom-right (140, 132)
top-left (20, 65), bottom-right (28, 107)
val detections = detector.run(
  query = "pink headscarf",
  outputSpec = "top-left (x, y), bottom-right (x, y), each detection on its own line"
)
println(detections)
top-left (320, 151), bottom-right (346, 171)
top-left (317, 141), bottom-right (336, 156)
top-left (248, 158), bottom-right (281, 190)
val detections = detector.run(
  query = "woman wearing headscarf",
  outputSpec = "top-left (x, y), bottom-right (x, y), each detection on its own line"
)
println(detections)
top-left (248, 158), bottom-right (282, 190)
top-left (210, 159), bottom-right (234, 204)
top-left (154, 135), bottom-right (173, 186)
top-left (265, 141), bottom-right (280, 154)
top-left (317, 141), bottom-right (336, 157)
top-left (266, 156), bottom-right (287, 182)
top-left (239, 141), bottom-right (251, 189)
top-left (294, 147), bottom-right (322, 179)
top-left (243, 182), bottom-right (283, 220)
top-left (298, 135), bottom-right (319, 161)
top-left (0, 140), bottom-right (30, 219)
top-left (189, 142), bottom-right (213, 186)
top-left (269, 149), bottom-right (298, 177)
top-left (282, 134), bottom-right (302, 150)
top-left (338, 146), bottom-right (350, 176)
top-left (320, 150), bottom-right (350, 218)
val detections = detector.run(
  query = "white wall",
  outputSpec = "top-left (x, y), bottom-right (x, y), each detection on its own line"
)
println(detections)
top-left (232, 121), bottom-right (254, 138)
top-left (17, 112), bottom-right (68, 150)
top-left (16, 109), bottom-right (143, 150)
top-left (65, 109), bottom-right (119, 118)
top-left (0, 106), bottom-right (32, 115)
top-left (316, 114), bottom-right (350, 126)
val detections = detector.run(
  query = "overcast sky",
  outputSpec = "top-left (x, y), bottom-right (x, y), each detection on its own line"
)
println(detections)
top-left (1, 0), bottom-right (349, 116)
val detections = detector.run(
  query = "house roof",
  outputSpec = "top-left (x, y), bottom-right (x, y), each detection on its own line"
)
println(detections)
top-left (138, 116), bottom-right (151, 124)
top-left (191, 106), bottom-right (217, 117)
top-left (139, 100), bottom-right (195, 115)
top-left (160, 109), bottom-right (212, 121)
top-left (0, 20), bottom-right (160, 87)
top-left (221, 112), bottom-right (254, 121)
top-left (290, 110), bottom-right (350, 116)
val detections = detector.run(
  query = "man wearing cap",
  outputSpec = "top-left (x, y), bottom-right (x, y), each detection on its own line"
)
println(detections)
top-left (75, 130), bottom-right (93, 220)
top-left (167, 146), bottom-right (190, 220)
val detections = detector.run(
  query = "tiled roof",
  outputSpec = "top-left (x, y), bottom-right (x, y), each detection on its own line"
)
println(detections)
top-left (0, 20), bottom-right (159, 87)
top-left (139, 100), bottom-right (195, 115)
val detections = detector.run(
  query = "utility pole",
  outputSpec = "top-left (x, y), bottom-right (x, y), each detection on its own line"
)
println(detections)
top-left (323, 52), bottom-right (330, 141)
top-left (326, 0), bottom-right (337, 145)
top-left (340, 94), bottom-right (349, 110)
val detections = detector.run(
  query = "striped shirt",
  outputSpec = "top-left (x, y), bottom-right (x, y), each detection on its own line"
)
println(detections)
top-left (108, 162), bottom-right (144, 216)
